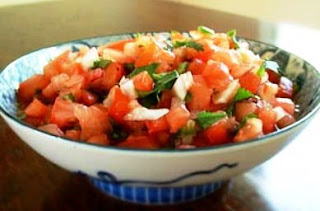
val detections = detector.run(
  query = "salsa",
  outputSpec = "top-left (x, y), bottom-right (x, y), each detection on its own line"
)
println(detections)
top-left (17, 26), bottom-right (297, 149)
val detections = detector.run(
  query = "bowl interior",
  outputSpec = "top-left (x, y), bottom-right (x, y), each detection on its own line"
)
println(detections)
top-left (0, 33), bottom-right (319, 136)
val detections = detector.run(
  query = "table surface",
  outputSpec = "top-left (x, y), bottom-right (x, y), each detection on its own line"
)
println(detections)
top-left (0, 0), bottom-right (320, 210)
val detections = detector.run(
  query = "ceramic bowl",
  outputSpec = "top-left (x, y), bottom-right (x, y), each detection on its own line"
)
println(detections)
top-left (0, 33), bottom-right (319, 205)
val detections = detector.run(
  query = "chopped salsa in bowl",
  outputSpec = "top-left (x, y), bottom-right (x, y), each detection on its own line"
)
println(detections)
top-left (17, 26), bottom-right (297, 149)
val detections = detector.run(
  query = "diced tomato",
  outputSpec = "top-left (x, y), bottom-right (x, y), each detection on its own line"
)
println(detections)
top-left (152, 131), bottom-right (171, 147)
top-left (105, 86), bottom-right (131, 123)
top-left (43, 50), bottom-right (71, 79)
top-left (187, 75), bottom-right (212, 111)
top-left (235, 101), bottom-right (257, 122)
top-left (80, 90), bottom-right (97, 106)
top-left (87, 68), bottom-right (104, 82)
top-left (18, 74), bottom-right (50, 103)
top-left (202, 60), bottom-right (233, 91)
top-left (267, 70), bottom-right (280, 84)
top-left (74, 104), bottom-right (111, 140)
top-left (234, 118), bottom-right (263, 142)
top-left (132, 71), bottom-right (154, 91)
top-left (123, 121), bottom-right (146, 135)
top-left (273, 98), bottom-right (295, 115)
top-left (277, 76), bottom-right (293, 98)
top-left (118, 135), bottom-right (159, 149)
top-left (211, 103), bottom-right (228, 112)
top-left (65, 74), bottom-right (87, 89)
top-left (166, 106), bottom-right (190, 133)
top-left (277, 114), bottom-right (295, 129)
top-left (42, 73), bottom-right (70, 99)
top-left (258, 82), bottom-right (278, 103)
top-left (258, 108), bottom-right (277, 134)
top-left (25, 116), bottom-right (47, 127)
top-left (194, 50), bottom-right (214, 63)
top-left (158, 90), bottom-right (173, 109)
top-left (146, 116), bottom-right (169, 133)
top-left (87, 134), bottom-right (110, 145)
top-left (211, 50), bottom-right (240, 78)
top-left (188, 59), bottom-right (206, 75)
top-left (38, 124), bottom-right (64, 136)
top-left (135, 43), bottom-right (157, 68)
top-left (239, 71), bottom-right (261, 94)
top-left (204, 119), bottom-right (233, 146)
top-left (102, 62), bottom-right (125, 90)
top-left (25, 98), bottom-right (49, 118)
top-left (106, 39), bottom-right (134, 51)
top-left (50, 97), bottom-right (77, 128)
top-left (65, 129), bottom-right (81, 140)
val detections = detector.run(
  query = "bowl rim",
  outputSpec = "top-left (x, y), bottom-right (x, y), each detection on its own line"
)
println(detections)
top-left (0, 32), bottom-right (319, 154)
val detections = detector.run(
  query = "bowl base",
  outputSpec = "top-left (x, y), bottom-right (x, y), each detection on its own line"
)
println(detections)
top-left (89, 177), bottom-right (224, 205)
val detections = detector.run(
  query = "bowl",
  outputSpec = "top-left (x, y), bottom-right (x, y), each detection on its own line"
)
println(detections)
top-left (0, 33), bottom-right (319, 205)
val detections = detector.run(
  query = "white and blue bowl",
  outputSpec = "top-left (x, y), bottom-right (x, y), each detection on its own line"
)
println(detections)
top-left (0, 33), bottom-right (319, 205)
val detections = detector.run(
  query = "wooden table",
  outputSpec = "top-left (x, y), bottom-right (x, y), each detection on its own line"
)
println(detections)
top-left (0, 0), bottom-right (319, 210)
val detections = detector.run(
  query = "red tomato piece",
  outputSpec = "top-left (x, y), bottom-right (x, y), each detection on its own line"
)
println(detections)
top-left (18, 74), bottom-right (50, 103)
top-left (187, 75), bottom-right (213, 111)
top-left (65, 129), bottom-right (81, 140)
top-left (38, 124), bottom-right (64, 136)
top-left (239, 71), bottom-right (261, 94)
top-left (106, 86), bottom-right (131, 123)
top-left (266, 70), bottom-right (280, 84)
top-left (102, 62), bottom-right (125, 90)
top-left (118, 135), bottom-right (159, 149)
top-left (50, 97), bottom-right (77, 128)
top-left (277, 114), bottom-right (296, 129)
top-left (235, 101), bottom-right (257, 122)
top-left (25, 98), bottom-right (49, 118)
top-left (234, 118), bottom-right (263, 142)
top-left (151, 131), bottom-right (171, 147)
top-left (204, 119), bottom-right (233, 146)
top-left (277, 76), bottom-right (293, 98)
top-left (87, 134), bottom-right (110, 145)
top-left (273, 98), bottom-right (295, 115)
top-left (80, 90), bottom-right (97, 106)
top-left (158, 90), bottom-right (173, 109)
top-left (74, 104), bottom-right (111, 140)
top-left (106, 39), bottom-right (134, 51)
top-left (194, 50), bottom-right (214, 63)
top-left (146, 116), bottom-right (169, 133)
top-left (132, 71), bottom-right (154, 91)
top-left (188, 59), bottom-right (206, 75)
top-left (166, 106), bottom-right (190, 133)
top-left (202, 60), bottom-right (233, 91)
top-left (258, 108), bottom-right (277, 134)
top-left (43, 50), bottom-right (71, 79)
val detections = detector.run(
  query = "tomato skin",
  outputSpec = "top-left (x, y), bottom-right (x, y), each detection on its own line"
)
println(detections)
top-left (38, 124), bottom-right (64, 136)
top-left (188, 59), bottom-right (206, 75)
top-left (166, 106), bottom-right (190, 133)
top-left (267, 70), bottom-right (280, 84)
top-left (146, 116), bottom-right (169, 133)
top-left (25, 98), bottom-right (49, 118)
top-left (235, 101), bottom-right (257, 122)
top-left (158, 90), bottom-right (173, 109)
top-left (132, 71), bottom-right (154, 91)
top-left (204, 119), bottom-right (233, 146)
top-left (277, 76), bottom-right (293, 98)
top-left (258, 108), bottom-right (277, 134)
top-left (277, 114), bottom-right (295, 129)
top-left (234, 118), bottom-right (263, 142)
top-left (202, 60), bottom-right (233, 91)
top-left (80, 90), bottom-right (97, 106)
top-left (43, 50), bottom-right (71, 79)
top-left (50, 97), bottom-right (77, 128)
top-left (74, 104), bottom-right (111, 140)
top-left (194, 50), bottom-right (214, 63)
top-left (105, 86), bottom-right (131, 123)
top-left (102, 63), bottom-right (125, 90)
top-left (151, 131), bottom-right (171, 147)
top-left (258, 82), bottom-right (278, 103)
top-left (18, 74), bottom-right (50, 103)
top-left (239, 71), bottom-right (261, 94)
top-left (87, 134), bottom-right (110, 145)
top-left (273, 98), bottom-right (295, 115)
top-left (118, 135), bottom-right (159, 149)
top-left (106, 39), bottom-right (134, 51)
top-left (187, 75), bottom-right (212, 112)
top-left (65, 129), bottom-right (81, 140)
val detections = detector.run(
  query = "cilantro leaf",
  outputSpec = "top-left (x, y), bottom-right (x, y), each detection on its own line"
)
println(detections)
top-left (92, 59), bottom-right (112, 69)
top-left (238, 113), bottom-right (258, 129)
top-left (257, 61), bottom-right (266, 77)
top-left (234, 88), bottom-right (254, 102)
top-left (226, 29), bottom-right (240, 49)
top-left (196, 111), bottom-right (227, 130)
top-left (127, 63), bottom-right (160, 78)
top-left (63, 93), bottom-right (75, 102)
top-left (154, 70), bottom-right (179, 91)
top-left (17, 111), bottom-right (26, 120)
top-left (173, 40), bottom-right (204, 51)
top-left (197, 26), bottom-right (215, 35)
top-left (185, 91), bottom-right (192, 103)
top-left (177, 62), bottom-right (189, 74)
top-left (179, 120), bottom-right (197, 137)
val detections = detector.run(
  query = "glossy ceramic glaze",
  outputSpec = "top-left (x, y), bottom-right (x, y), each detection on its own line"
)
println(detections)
top-left (0, 33), bottom-right (319, 205)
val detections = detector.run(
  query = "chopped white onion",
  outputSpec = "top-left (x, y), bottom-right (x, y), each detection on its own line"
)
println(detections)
top-left (124, 107), bottom-right (169, 121)
top-left (172, 71), bottom-right (194, 100)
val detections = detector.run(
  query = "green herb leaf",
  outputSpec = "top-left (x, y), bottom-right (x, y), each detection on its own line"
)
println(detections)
top-left (173, 40), bottom-right (204, 51)
top-left (226, 29), bottom-right (240, 49)
top-left (139, 94), bottom-right (160, 108)
top-left (63, 93), bottom-right (75, 102)
top-left (110, 120), bottom-right (129, 141)
top-left (155, 70), bottom-right (179, 90)
top-left (257, 61), bottom-right (266, 77)
top-left (92, 59), bottom-right (112, 69)
top-left (179, 120), bottom-right (197, 137)
top-left (197, 26), bottom-right (215, 35)
top-left (196, 111), bottom-right (227, 130)
top-left (239, 113), bottom-right (258, 129)
top-left (185, 91), bottom-right (192, 103)
top-left (17, 111), bottom-right (26, 120)
top-left (177, 62), bottom-right (189, 74)
top-left (124, 63), bottom-right (135, 73)
top-left (234, 88), bottom-right (254, 102)
top-left (127, 63), bottom-right (160, 78)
